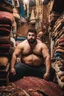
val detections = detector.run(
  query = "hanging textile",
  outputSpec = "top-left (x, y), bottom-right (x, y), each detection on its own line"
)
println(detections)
top-left (19, 2), bottom-right (25, 18)
top-left (8, 0), bottom-right (12, 4)
top-left (0, 0), bottom-right (13, 13)
top-left (36, 0), bottom-right (41, 19)
top-left (12, 0), bottom-right (19, 7)
top-left (43, 0), bottom-right (50, 5)
top-left (27, 0), bottom-right (29, 17)
top-left (30, 9), bottom-right (36, 24)
top-left (35, 0), bottom-right (42, 29)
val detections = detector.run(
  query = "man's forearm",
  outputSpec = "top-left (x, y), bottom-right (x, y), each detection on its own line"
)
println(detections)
top-left (46, 62), bottom-right (51, 74)
top-left (11, 54), bottom-right (17, 69)
top-left (45, 56), bottom-right (51, 74)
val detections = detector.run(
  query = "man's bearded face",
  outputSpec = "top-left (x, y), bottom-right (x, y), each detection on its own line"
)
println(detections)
top-left (27, 32), bottom-right (36, 44)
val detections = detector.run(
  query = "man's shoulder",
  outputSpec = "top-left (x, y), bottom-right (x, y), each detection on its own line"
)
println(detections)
top-left (17, 40), bottom-right (27, 47)
top-left (37, 39), bottom-right (47, 46)
top-left (21, 39), bottom-right (27, 44)
top-left (19, 39), bottom-right (27, 44)
top-left (37, 39), bottom-right (48, 49)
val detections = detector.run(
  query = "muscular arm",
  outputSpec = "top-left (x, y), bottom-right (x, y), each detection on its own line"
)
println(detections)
top-left (42, 44), bottom-right (51, 73)
top-left (42, 44), bottom-right (51, 80)
top-left (11, 43), bottom-right (23, 69)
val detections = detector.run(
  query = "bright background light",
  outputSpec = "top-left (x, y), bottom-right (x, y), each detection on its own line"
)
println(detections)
top-left (23, 0), bottom-right (29, 4)
top-left (42, 0), bottom-right (44, 2)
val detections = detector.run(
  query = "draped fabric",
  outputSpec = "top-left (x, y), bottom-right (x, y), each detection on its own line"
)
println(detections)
top-left (8, 0), bottom-right (12, 4)
top-left (19, 3), bottom-right (25, 18)
top-left (0, 0), bottom-right (13, 13)
top-left (43, 0), bottom-right (50, 5)
top-left (12, 0), bottom-right (19, 7)
top-left (30, 9), bottom-right (36, 24)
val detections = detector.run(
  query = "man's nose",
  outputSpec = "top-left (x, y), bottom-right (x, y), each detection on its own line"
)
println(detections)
top-left (30, 36), bottom-right (33, 38)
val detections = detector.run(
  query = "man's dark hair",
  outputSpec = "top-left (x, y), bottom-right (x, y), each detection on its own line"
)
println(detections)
top-left (27, 29), bottom-right (37, 35)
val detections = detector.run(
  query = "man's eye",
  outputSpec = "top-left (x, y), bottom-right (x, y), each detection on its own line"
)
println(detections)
top-left (32, 35), bottom-right (35, 36)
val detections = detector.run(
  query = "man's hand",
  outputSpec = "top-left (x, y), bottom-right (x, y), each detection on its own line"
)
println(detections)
top-left (10, 68), bottom-right (16, 76)
top-left (43, 73), bottom-right (50, 81)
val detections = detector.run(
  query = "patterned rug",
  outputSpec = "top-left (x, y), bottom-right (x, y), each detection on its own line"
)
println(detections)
top-left (14, 76), bottom-right (64, 96)
top-left (0, 83), bottom-right (30, 96)
top-left (0, 77), bottom-right (64, 96)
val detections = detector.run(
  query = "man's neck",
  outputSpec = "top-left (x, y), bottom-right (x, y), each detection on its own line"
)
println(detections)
top-left (29, 40), bottom-right (37, 48)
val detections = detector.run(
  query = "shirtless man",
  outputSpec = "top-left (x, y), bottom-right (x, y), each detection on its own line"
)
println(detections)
top-left (10, 29), bottom-right (55, 81)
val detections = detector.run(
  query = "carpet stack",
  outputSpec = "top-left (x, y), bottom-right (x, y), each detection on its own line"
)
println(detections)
top-left (0, 0), bottom-right (14, 86)
top-left (50, 12), bottom-right (64, 88)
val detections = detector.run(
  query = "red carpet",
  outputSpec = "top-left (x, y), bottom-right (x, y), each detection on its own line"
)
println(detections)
top-left (14, 76), bottom-right (64, 96)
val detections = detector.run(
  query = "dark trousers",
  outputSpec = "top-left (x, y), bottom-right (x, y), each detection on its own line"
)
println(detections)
top-left (9, 62), bottom-right (55, 82)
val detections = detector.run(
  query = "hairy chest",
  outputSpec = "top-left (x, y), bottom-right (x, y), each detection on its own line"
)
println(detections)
top-left (22, 45), bottom-right (42, 56)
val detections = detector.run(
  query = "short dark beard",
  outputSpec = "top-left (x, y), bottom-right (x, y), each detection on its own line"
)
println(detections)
top-left (27, 39), bottom-right (36, 44)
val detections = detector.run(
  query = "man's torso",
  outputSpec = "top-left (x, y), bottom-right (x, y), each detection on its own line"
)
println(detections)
top-left (21, 40), bottom-right (44, 66)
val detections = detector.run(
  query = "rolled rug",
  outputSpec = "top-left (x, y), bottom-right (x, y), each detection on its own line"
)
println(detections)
top-left (55, 49), bottom-right (64, 53)
top-left (0, 57), bottom-right (8, 69)
top-left (55, 52), bottom-right (61, 57)
top-left (0, 36), bottom-right (10, 43)
top-left (0, 24), bottom-right (11, 30)
top-left (52, 60), bottom-right (60, 70)
top-left (55, 52), bottom-right (64, 56)
top-left (50, 11), bottom-right (60, 28)
top-left (0, 0), bottom-right (13, 13)
top-left (0, 43), bottom-right (10, 47)
top-left (58, 38), bottom-right (64, 43)
top-left (55, 61), bottom-right (64, 71)
top-left (55, 60), bottom-right (63, 66)
top-left (52, 31), bottom-right (59, 40)
top-left (55, 63), bottom-right (61, 72)
top-left (0, 28), bottom-right (10, 36)
top-left (0, 18), bottom-right (12, 26)
top-left (56, 45), bottom-right (64, 50)
top-left (54, 39), bottom-right (59, 46)
top-left (59, 42), bottom-right (64, 47)
top-left (0, 52), bottom-right (9, 57)
top-left (60, 76), bottom-right (64, 82)
top-left (56, 75), bottom-right (64, 88)
top-left (54, 60), bottom-right (64, 72)
top-left (54, 22), bottom-right (62, 32)
top-left (59, 66), bottom-right (64, 71)
top-left (55, 53), bottom-right (64, 60)
top-left (56, 22), bottom-right (64, 33)
top-left (58, 28), bottom-right (64, 38)
top-left (0, 44), bottom-right (11, 53)
top-left (0, 11), bottom-right (14, 25)
top-left (0, 48), bottom-right (10, 53)
top-left (59, 33), bottom-right (64, 38)
top-left (56, 71), bottom-right (64, 78)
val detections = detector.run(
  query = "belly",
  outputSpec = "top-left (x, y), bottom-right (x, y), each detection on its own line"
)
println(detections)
top-left (21, 54), bottom-right (44, 66)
